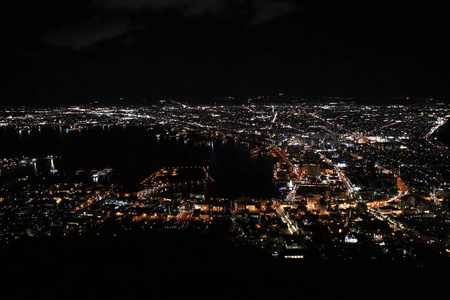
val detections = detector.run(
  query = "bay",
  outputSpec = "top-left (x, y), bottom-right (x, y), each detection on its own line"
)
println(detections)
top-left (0, 126), bottom-right (275, 198)
top-left (433, 119), bottom-right (450, 146)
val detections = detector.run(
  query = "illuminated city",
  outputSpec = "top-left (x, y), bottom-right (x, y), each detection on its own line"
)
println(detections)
top-left (2, 1), bottom-right (450, 298)
top-left (1, 99), bottom-right (449, 291)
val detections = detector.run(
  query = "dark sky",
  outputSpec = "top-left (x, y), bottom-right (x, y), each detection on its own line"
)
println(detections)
top-left (1, 1), bottom-right (449, 104)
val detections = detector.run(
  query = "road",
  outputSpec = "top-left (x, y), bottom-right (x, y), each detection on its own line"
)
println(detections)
top-left (173, 201), bottom-right (195, 229)
top-left (269, 145), bottom-right (301, 235)
top-left (366, 164), bottom-right (409, 208)
top-left (286, 184), bottom-right (299, 202)
top-left (271, 146), bottom-right (299, 180)
top-left (73, 195), bottom-right (99, 212)
top-left (317, 151), bottom-right (355, 199)
top-left (273, 201), bottom-right (299, 235)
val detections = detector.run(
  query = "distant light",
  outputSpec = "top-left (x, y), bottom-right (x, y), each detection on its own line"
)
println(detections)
top-left (285, 255), bottom-right (303, 259)
top-left (345, 234), bottom-right (358, 243)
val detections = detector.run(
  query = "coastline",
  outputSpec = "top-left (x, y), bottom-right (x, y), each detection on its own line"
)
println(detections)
top-left (431, 117), bottom-right (450, 147)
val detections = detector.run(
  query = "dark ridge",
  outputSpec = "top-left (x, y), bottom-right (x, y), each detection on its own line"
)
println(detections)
top-left (1, 232), bottom-right (448, 298)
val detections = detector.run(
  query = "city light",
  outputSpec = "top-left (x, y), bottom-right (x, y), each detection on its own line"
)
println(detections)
top-left (0, 98), bottom-right (448, 272)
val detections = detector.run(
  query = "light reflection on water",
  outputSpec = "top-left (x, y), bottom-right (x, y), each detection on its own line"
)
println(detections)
top-left (0, 126), bottom-right (276, 198)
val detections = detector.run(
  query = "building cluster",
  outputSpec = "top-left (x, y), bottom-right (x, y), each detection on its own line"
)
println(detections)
top-left (0, 98), bottom-right (449, 265)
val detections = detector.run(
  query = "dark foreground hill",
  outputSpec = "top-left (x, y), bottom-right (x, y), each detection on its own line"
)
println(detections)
top-left (1, 232), bottom-right (448, 299)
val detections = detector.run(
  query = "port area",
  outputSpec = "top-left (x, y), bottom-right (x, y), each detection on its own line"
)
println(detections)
top-left (137, 166), bottom-right (212, 197)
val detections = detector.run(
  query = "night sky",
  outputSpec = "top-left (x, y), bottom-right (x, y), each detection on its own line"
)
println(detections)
top-left (2, 1), bottom-right (449, 104)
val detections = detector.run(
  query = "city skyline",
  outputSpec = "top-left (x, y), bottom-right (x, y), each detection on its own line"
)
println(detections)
top-left (1, 1), bottom-right (449, 297)
top-left (0, 100), bottom-right (449, 297)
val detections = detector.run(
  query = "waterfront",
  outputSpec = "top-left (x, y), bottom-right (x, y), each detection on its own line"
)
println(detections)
top-left (433, 118), bottom-right (450, 146)
top-left (0, 102), bottom-right (448, 298)
top-left (0, 126), bottom-right (275, 198)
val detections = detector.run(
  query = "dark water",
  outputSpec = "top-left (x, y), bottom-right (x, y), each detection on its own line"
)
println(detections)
top-left (433, 120), bottom-right (450, 146)
top-left (0, 126), bottom-right (275, 198)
